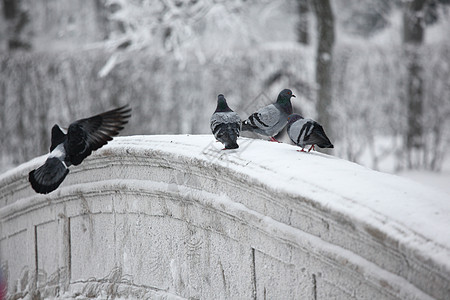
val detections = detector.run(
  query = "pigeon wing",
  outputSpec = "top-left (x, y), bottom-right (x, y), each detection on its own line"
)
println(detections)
top-left (211, 112), bottom-right (241, 137)
top-left (66, 105), bottom-right (131, 165)
top-left (304, 122), bottom-right (333, 148)
top-left (287, 119), bottom-right (310, 146)
top-left (246, 104), bottom-right (280, 129)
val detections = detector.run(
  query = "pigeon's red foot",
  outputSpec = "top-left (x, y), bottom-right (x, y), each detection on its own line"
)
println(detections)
top-left (297, 148), bottom-right (306, 152)
top-left (269, 137), bottom-right (282, 143)
top-left (308, 145), bottom-right (315, 152)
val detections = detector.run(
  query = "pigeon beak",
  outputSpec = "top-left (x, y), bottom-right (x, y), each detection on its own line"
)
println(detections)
top-left (292, 94), bottom-right (296, 98)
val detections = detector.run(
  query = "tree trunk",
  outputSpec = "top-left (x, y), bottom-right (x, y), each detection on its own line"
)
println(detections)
top-left (403, 0), bottom-right (427, 168)
top-left (94, 0), bottom-right (110, 40)
top-left (0, 0), bottom-right (7, 51)
top-left (297, 0), bottom-right (309, 45)
top-left (311, 0), bottom-right (335, 146)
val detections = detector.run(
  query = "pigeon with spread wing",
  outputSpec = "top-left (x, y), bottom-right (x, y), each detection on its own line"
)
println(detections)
top-left (29, 105), bottom-right (131, 194)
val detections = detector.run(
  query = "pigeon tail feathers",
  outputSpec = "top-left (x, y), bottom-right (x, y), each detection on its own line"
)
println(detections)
top-left (224, 142), bottom-right (239, 149)
top-left (216, 124), bottom-right (239, 149)
top-left (29, 157), bottom-right (69, 194)
top-left (319, 142), bottom-right (334, 149)
top-left (223, 131), bottom-right (239, 149)
top-left (309, 124), bottom-right (333, 149)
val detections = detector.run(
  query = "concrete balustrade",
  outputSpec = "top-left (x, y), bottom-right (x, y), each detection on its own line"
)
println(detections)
top-left (0, 135), bottom-right (449, 299)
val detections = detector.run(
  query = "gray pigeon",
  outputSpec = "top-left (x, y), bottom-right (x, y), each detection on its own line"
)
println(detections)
top-left (29, 105), bottom-right (131, 194)
top-left (242, 89), bottom-right (295, 141)
top-left (286, 113), bottom-right (333, 152)
top-left (210, 94), bottom-right (241, 149)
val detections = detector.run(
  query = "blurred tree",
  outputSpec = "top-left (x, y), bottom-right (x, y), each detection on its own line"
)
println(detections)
top-left (339, 0), bottom-right (393, 37)
top-left (311, 0), bottom-right (335, 146)
top-left (296, 0), bottom-right (309, 44)
top-left (424, 0), bottom-right (450, 24)
top-left (403, 0), bottom-right (427, 168)
top-left (105, 0), bottom-right (249, 54)
top-left (0, 0), bottom-right (7, 51)
top-left (2, 0), bottom-right (31, 50)
top-left (94, 0), bottom-right (110, 40)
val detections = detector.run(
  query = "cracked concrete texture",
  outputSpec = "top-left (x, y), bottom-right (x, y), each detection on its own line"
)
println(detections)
top-left (0, 135), bottom-right (449, 299)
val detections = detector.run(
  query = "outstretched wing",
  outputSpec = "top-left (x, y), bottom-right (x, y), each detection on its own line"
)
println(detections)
top-left (66, 105), bottom-right (131, 165)
top-left (245, 104), bottom-right (280, 129)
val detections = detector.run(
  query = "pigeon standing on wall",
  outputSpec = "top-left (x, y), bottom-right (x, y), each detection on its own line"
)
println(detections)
top-left (29, 105), bottom-right (131, 194)
top-left (210, 94), bottom-right (241, 149)
top-left (241, 89), bottom-right (295, 142)
top-left (286, 113), bottom-right (333, 152)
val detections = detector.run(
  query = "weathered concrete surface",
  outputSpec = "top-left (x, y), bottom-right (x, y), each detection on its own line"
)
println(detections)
top-left (0, 135), bottom-right (449, 299)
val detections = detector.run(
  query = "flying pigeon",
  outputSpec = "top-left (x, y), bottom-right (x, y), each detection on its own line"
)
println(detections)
top-left (29, 105), bottom-right (131, 194)
top-left (210, 94), bottom-right (241, 149)
top-left (242, 89), bottom-right (295, 142)
top-left (286, 113), bottom-right (333, 152)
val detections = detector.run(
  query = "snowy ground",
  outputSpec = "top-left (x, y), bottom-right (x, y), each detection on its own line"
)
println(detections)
top-left (398, 166), bottom-right (450, 196)
top-left (0, 134), bottom-right (450, 299)
top-left (360, 148), bottom-right (450, 197)
top-left (1, 134), bottom-right (449, 299)
top-left (105, 135), bottom-right (450, 250)
top-left (2, 134), bottom-right (450, 251)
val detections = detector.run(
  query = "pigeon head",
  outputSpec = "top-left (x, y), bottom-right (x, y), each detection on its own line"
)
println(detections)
top-left (215, 94), bottom-right (232, 112)
top-left (287, 113), bottom-right (303, 125)
top-left (277, 89), bottom-right (296, 104)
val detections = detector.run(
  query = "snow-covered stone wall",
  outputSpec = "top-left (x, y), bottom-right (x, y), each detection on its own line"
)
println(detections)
top-left (1, 135), bottom-right (449, 299)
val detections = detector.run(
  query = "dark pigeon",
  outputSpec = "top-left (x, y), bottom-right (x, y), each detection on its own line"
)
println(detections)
top-left (242, 89), bottom-right (295, 142)
top-left (29, 105), bottom-right (131, 194)
top-left (286, 113), bottom-right (333, 152)
top-left (210, 94), bottom-right (241, 149)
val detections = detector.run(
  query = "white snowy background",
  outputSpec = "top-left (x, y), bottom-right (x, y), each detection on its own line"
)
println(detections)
top-left (0, 0), bottom-right (449, 196)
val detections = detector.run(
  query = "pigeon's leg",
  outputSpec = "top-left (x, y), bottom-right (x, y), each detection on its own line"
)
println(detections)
top-left (269, 137), bottom-right (282, 143)
top-left (297, 148), bottom-right (306, 152)
top-left (307, 145), bottom-right (315, 152)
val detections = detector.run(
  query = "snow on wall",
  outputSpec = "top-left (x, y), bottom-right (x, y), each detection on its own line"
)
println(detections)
top-left (0, 135), bottom-right (449, 299)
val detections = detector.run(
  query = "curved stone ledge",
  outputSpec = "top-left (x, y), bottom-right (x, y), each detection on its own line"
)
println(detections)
top-left (0, 135), bottom-right (449, 299)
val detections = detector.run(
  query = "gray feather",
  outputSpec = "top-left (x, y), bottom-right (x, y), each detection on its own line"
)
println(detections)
top-left (210, 111), bottom-right (241, 149)
top-left (287, 116), bottom-right (333, 149)
top-left (242, 103), bottom-right (289, 137)
top-left (242, 89), bottom-right (295, 138)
